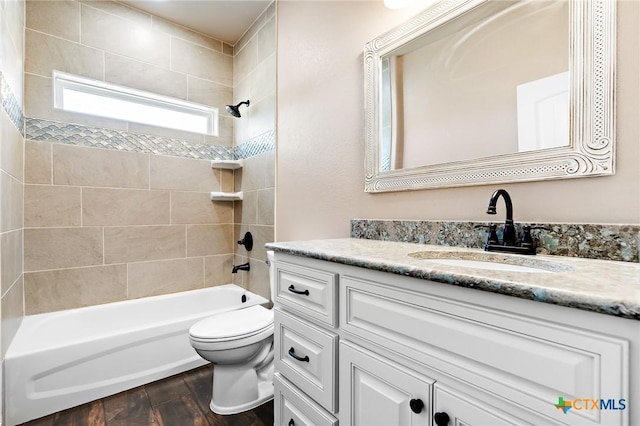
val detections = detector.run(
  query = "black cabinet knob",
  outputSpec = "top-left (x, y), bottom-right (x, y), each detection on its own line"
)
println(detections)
top-left (288, 419), bottom-right (295, 426)
top-left (409, 398), bottom-right (424, 414)
top-left (434, 411), bottom-right (450, 426)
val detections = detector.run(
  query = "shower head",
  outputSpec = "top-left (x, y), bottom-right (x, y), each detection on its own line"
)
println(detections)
top-left (225, 100), bottom-right (250, 118)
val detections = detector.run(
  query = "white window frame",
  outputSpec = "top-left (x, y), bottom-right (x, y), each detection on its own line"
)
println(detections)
top-left (53, 70), bottom-right (219, 136)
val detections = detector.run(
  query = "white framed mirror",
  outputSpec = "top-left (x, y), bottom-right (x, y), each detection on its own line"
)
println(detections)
top-left (364, 0), bottom-right (615, 192)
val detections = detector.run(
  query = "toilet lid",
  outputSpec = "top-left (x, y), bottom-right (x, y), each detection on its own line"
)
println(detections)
top-left (189, 305), bottom-right (273, 341)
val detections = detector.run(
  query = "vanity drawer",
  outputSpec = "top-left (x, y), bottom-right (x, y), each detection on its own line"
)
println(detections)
top-left (274, 373), bottom-right (337, 426)
top-left (340, 275), bottom-right (629, 425)
top-left (275, 260), bottom-right (338, 327)
top-left (275, 308), bottom-right (338, 413)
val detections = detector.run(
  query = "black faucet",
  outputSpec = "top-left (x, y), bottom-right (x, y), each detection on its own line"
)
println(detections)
top-left (484, 189), bottom-right (536, 255)
top-left (232, 262), bottom-right (250, 273)
top-left (486, 189), bottom-right (516, 246)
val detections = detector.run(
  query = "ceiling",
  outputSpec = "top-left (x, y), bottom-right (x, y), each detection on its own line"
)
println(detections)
top-left (119, 0), bottom-right (272, 45)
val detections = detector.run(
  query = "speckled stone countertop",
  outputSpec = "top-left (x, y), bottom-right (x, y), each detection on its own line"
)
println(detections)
top-left (266, 238), bottom-right (640, 320)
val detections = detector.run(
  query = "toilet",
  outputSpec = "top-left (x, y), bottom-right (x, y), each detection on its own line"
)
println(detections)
top-left (188, 251), bottom-right (276, 415)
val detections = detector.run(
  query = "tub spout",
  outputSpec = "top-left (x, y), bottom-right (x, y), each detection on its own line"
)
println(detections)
top-left (232, 262), bottom-right (250, 273)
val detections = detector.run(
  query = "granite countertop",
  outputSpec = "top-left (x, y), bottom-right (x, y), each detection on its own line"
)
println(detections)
top-left (266, 238), bottom-right (640, 320)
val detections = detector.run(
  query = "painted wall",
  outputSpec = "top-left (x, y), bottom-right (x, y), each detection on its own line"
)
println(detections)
top-left (0, 0), bottom-right (25, 421)
top-left (275, 1), bottom-right (640, 242)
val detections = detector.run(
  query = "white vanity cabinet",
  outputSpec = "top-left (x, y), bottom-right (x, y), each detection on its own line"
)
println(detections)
top-left (272, 252), bottom-right (637, 426)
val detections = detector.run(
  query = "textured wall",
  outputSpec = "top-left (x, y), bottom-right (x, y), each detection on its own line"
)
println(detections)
top-left (275, 1), bottom-right (640, 242)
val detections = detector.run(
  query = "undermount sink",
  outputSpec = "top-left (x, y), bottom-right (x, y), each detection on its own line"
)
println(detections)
top-left (407, 250), bottom-right (575, 273)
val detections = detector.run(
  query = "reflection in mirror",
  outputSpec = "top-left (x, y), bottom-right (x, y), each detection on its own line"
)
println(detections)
top-left (365, 0), bottom-right (615, 192)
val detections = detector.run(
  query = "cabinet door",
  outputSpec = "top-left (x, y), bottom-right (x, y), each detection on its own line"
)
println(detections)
top-left (433, 383), bottom-right (537, 426)
top-left (340, 341), bottom-right (433, 426)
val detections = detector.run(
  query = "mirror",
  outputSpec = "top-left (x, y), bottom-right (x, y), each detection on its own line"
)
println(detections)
top-left (364, 0), bottom-right (615, 192)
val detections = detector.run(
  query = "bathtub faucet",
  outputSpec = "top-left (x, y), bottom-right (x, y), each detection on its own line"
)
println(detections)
top-left (232, 262), bottom-right (250, 273)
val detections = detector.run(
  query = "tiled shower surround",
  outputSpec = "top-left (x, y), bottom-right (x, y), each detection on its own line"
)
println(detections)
top-left (352, 219), bottom-right (640, 263)
top-left (17, 0), bottom-right (276, 315)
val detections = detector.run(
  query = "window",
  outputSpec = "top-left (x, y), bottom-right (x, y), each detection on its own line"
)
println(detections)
top-left (53, 71), bottom-right (218, 136)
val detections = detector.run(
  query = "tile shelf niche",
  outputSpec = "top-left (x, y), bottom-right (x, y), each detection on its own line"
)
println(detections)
top-left (210, 160), bottom-right (243, 201)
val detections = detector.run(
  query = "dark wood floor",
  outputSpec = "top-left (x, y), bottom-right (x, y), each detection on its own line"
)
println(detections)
top-left (20, 365), bottom-right (273, 426)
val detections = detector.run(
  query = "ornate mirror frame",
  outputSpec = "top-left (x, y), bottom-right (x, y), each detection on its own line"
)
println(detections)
top-left (364, 0), bottom-right (616, 193)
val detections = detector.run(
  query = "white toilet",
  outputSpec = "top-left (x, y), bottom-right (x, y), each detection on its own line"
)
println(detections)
top-left (188, 251), bottom-right (276, 415)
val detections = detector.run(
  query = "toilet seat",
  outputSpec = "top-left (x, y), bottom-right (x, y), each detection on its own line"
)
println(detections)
top-left (189, 305), bottom-right (274, 349)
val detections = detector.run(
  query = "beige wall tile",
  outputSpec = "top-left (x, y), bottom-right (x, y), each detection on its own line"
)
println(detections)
top-left (171, 192), bottom-right (233, 224)
top-left (246, 259), bottom-right (270, 301)
top-left (171, 38), bottom-right (232, 85)
top-left (251, 54), bottom-right (276, 104)
top-left (151, 16), bottom-right (222, 52)
top-left (24, 265), bottom-right (127, 314)
top-left (150, 155), bottom-right (221, 192)
top-left (0, 10), bottom-right (24, 109)
top-left (26, 29), bottom-right (104, 79)
top-left (81, 4), bottom-right (169, 68)
top-left (1, 229), bottom-right (23, 296)
top-left (234, 37), bottom-right (257, 85)
top-left (105, 53), bottom-right (188, 100)
top-left (24, 74), bottom-right (129, 130)
top-left (0, 107), bottom-right (24, 180)
top-left (204, 254), bottom-right (234, 287)
top-left (53, 144), bottom-right (149, 188)
top-left (2, 275), bottom-right (24, 358)
top-left (186, 224), bottom-right (233, 257)
top-left (82, 187), bottom-right (169, 226)
top-left (234, 190), bottom-right (257, 225)
top-left (25, 140), bottom-right (52, 184)
top-left (187, 76), bottom-right (232, 109)
top-left (104, 225), bottom-right (186, 264)
top-left (257, 188), bottom-right (275, 226)
top-left (26, 0), bottom-right (80, 41)
top-left (24, 185), bottom-right (82, 227)
top-left (257, 17), bottom-right (276, 64)
top-left (24, 227), bottom-right (103, 271)
top-left (221, 170), bottom-right (234, 193)
top-left (0, 171), bottom-right (24, 233)
top-left (127, 257), bottom-right (203, 299)
top-left (78, 1), bottom-right (151, 27)
top-left (248, 94), bottom-right (276, 140)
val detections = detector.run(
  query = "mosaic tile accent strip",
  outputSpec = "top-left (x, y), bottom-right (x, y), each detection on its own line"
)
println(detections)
top-left (26, 118), bottom-right (234, 160)
top-left (234, 130), bottom-right (276, 159)
top-left (25, 118), bottom-right (274, 161)
top-left (351, 219), bottom-right (640, 263)
top-left (1, 72), bottom-right (24, 134)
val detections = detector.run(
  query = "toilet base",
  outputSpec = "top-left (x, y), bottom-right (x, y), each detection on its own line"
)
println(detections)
top-left (210, 380), bottom-right (274, 415)
top-left (209, 362), bottom-right (274, 415)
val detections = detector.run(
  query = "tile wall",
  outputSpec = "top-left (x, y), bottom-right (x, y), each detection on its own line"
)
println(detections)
top-left (1, 0), bottom-right (26, 421)
top-left (23, 142), bottom-right (236, 314)
top-left (231, 4), bottom-right (276, 300)
top-left (25, 0), bottom-right (234, 146)
top-left (22, 0), bottom-right (277, 311)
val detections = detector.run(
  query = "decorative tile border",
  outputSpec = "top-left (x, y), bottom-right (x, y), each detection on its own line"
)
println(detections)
top-left (24, 118), bottom-right (274, 161)
top-left (351, 219), bottom-right (640, 263)
top-left (0, 72), bottom-right (24, 133)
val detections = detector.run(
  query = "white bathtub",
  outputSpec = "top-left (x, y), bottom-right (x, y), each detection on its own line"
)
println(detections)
top-left (5, 284), bottom-right (268, 426)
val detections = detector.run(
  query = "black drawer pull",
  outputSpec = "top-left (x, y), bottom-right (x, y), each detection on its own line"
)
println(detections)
top-left (288, 419), bottom-right (295, 426)
top-left (409, 398), bottom-right (424, 414)
top-left (288, 347), bottom-right (310, 362)
top-left (288, 285), bottom-right (309, 296)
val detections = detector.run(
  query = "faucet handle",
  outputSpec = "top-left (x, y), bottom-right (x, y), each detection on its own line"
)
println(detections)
top-left (475, 224), bottom-right (499, 245)
top-left (519, 225), bottom-right (534, 248)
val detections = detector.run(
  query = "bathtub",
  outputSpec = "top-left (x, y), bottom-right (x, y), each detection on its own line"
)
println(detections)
top-left (5, 284), bottom-right (268, 426)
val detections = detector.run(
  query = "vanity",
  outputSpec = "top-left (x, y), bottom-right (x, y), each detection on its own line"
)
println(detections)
top-left (267, 239), bottom-right (639, 426)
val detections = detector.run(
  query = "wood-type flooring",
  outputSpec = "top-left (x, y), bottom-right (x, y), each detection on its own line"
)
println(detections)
top-left (19, 365), bottom-right (273, 426)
